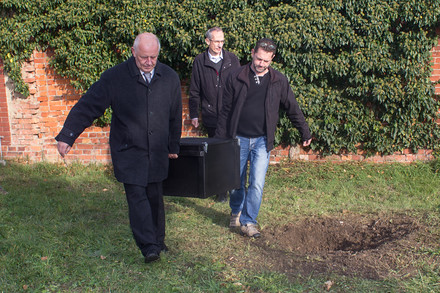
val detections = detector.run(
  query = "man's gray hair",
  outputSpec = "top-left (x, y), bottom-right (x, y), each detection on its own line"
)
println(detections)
top-left (205, 27), bottom-right (223, 40)
top-left (133, 33), bottom-right (161, 53)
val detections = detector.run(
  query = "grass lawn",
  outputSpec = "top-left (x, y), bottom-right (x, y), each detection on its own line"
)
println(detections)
top-left (0, 159), bottom-right (439, 292)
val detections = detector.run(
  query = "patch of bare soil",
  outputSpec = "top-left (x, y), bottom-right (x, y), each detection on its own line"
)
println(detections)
top-left (231, 213), bottom-right (440, 280)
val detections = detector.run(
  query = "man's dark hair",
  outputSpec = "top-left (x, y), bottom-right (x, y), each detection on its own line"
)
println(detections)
top-left (254, 38), bottom-right (277, 54)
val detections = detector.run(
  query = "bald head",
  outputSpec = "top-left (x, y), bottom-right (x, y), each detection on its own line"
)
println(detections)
top-left (131, 33), bottom-right (161, 73)
top-left (133, 33), bottom-right (161, 53)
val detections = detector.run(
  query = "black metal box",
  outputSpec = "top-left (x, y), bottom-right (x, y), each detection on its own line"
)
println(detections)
top-left (163, 137), bottom-right (240, 198)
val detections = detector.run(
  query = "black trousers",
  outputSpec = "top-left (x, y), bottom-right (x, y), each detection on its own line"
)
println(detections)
top-left (123, 182), bottom-right (165, 256)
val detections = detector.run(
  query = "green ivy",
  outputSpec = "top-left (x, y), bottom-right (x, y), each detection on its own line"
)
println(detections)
top-left (1, 0), bottom-right (439, 156)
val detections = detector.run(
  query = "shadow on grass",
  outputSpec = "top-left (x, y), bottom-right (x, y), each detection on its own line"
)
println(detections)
top-left (165, 195), bottom-right (230, 228)
top-left (0, 161), bottom-right (135, 257)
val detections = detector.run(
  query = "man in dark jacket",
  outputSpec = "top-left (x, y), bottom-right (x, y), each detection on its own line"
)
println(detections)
top-left (189, 27), bottom-right (240, 202)
top-left (56, 33), bottom-right (182, 263)
top-left (216, 38), bottom-right (312, 238)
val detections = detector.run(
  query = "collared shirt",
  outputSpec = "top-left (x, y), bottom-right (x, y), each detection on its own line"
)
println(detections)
top-left (140, 68), bottom-right (155, 82)
top-left (208, 50), bottom-right (223, 64)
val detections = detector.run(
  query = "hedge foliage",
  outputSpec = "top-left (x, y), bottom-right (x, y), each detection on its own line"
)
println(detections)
top-left (1, 0), bottom-right (439, 155)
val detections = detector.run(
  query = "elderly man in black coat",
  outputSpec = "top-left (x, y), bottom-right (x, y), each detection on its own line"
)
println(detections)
top-left (188, 27), bottom-right (240, 202)
top-left (55, 32), bottom-right (182, 263)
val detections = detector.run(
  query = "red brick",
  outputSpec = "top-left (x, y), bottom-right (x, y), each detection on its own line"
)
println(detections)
top-left (1, 48), bottom-right (440, 164)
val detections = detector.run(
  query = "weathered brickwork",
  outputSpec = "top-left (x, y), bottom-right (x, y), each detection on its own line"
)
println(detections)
top-left (0, 60), bottom-right (11, 148)
top-left (433, 29), bottom-right (440, 96)
top-left (0, 36), bottom-right (439, 164)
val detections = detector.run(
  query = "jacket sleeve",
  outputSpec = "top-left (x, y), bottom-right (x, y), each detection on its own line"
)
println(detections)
top-left (55, 77), bottom-right (111, 146)
top-left (231, 53), bottom-right (240, 69)
top-left (188, 56), bottom-right (202, 120)
top-left (281, 80), bottom-right (312, 142)
top-left (215, 73), bottom-right (234, 139)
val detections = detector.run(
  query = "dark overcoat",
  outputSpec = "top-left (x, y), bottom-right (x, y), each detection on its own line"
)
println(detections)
top-left (55, 57), bottom-right (182, 186)
top-left (215, 64), bottom-right (311, 152)
top-left (188, 49), bottom-right (240, 128)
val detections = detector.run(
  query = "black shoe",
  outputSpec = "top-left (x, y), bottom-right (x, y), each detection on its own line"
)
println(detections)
top-left (144, 251), bottom-right (160, 263)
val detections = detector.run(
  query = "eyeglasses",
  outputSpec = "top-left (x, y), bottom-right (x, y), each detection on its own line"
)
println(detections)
top-left (209, 40), bottom-right (225, 44)
top-left (259, 42), bottom-right (276, 50)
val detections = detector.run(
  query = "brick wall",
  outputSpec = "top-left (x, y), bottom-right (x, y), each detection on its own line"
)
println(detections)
top-left (0, 36), bottom-right (439, 164)
top-left (0, 60), bottom-right (11, 149)
top-left (433, 28), bottom-right (440, 96)
top-left (0, 50), bottom-right (201, 164)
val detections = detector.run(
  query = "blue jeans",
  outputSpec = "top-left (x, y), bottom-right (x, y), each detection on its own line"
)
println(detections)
top-left (230, 136), bottom-right (271, 226)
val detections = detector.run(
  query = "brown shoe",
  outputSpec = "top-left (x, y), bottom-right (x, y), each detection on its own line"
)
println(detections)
top-left (229, 211), bottom-right (241, 228)
top-left (240, 224), bottom-right (261, 238)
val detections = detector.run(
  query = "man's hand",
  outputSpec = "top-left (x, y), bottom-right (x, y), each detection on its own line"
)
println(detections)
top-left (57, 141), bottom-right (71, 158)
top-left (168, 154), bottom-right (178, 159)
top-left (191, 118), bottom-right (199, 128)
top-left (302, 138), bottom-right (312, 147)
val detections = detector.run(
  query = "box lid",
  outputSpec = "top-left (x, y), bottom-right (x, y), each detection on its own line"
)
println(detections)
top-left (178, 137), bottom-right (235, 156)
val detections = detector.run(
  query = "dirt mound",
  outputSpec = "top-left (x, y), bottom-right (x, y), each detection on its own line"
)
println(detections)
top-left (233, 213), bottom-right (439, 280)
top-left (266, 214), bottom-right (417, 254)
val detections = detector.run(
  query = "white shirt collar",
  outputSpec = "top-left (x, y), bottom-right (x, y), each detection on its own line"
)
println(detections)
top-left (140, 68), bottom-right (155, 79)
top-left (208, 50), bottom-right (223, 63)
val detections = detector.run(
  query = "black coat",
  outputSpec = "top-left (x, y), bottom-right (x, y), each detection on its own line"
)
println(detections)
top-left (215, 64), bottom-right (311, 152)
top-left (189, 49), bottom-right (240, 128)
top-left (55, 57), bottom-right (182, 186)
